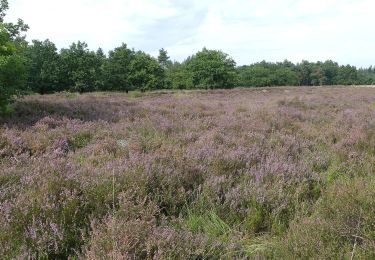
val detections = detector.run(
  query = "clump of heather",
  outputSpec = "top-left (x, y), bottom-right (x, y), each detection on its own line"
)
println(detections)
top-left (1, 87), bottom-right (375, 258)
top-left (284, 177), bottom-right (375, 259)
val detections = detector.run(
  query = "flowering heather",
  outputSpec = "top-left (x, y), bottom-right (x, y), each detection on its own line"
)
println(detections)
top-left (1, 87), bottom-right (375, 258)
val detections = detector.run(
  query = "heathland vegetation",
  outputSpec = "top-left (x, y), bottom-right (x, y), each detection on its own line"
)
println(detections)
top-left (2, 1), bottom-right (375, 258)
top-left (1, 87), bottom-right (375, 258)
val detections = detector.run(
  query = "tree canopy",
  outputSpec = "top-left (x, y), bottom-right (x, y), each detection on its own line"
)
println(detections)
top-left (237, 60), bottom-right (365, 87)
top-left (0, 0), bottom-right (28, 112)
top-left (186, 48), bottom-right (238, 89)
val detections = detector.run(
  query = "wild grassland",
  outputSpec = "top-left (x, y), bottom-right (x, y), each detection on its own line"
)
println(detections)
top-left (1, 87), bottom-right (375, 259)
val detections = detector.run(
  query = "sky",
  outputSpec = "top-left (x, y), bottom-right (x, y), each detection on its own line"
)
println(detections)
top-left (6, 0), bottom-right (375, 67)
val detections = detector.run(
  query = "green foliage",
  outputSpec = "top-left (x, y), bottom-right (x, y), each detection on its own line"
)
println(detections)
top-left (0, 0), bottom-right (28, 112)
top-left (103, 43), bottom-right (134, 92)
top-left (238, 60), bottom-right (298, 87)
top-left (0, 54), bottom-right (28, 111)
top-left (25, 39), bottom-right (61, 94)
top-left (157, 48), bottom-right (170, 69)
top-left (68, 132), bottom-right (92, 151)
top-left (336, 64), bottom-right (358, 85)
top-left (102, 45), bottom-right (165, 92)
top-left (186, 48), bottom-right (238, 89)
top-left (310, 65), bottom-right (326, 86)
top-left (166, 61), bottom-right (193, 89)
top-left (129, 51), bottom-right (165, 91)
top-left (184, 208), bottom-right (232, 238)
top-left (321, 60), bottom-right (339, 85)
top-left (0, 0), bottom-right (8, 22)
top-left (237, 59), bottom-right (366, 87)
top-left (3, 36), bottom-right (370, 96)
top-left (59, 41), bottom-right (104, 93)
top-left (245, 202), bottom-right (270, 233)
top-left (157, 48), bottom-right (172, 88)
top-left (296, 60), bottom-right (313, 86)
top-left (358, 69), bottom-right (375, 84)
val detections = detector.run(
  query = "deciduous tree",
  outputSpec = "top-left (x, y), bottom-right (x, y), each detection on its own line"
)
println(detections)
top-left (0, 0), bottom-right (28, 112)
top-left (186, 48), bottom-right (238, 89)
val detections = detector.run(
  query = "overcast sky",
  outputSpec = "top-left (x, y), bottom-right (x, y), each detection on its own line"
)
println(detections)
top-left (6, 0), bottom-right (375, 67)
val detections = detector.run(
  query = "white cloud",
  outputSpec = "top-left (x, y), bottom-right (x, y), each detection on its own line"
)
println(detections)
top-left (6, 0), bottom-right (375, 67)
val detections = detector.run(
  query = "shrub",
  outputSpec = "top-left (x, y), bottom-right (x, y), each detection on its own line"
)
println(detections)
top-left (284, 177), bottom-right (375, 259)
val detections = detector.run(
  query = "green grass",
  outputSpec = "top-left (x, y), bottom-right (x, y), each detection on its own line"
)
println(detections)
top-left (184, 209), bottom-right (232, 238)
top-left (68, 132), bottom-right (93, 151)
top-left (0, 104), bottom-right (15, 115)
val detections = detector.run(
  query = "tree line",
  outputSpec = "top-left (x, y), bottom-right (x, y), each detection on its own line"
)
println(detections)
top-left (1, 0), bottom-right (375, 112)
top-left (238, 60), bottom-right (375, 87)
top-left (21, 42), bottom-right (375, 94)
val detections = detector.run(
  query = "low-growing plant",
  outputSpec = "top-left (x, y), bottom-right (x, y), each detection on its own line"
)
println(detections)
top-left (68, 132), bottom-right (92, 151)
top-left (283, 177), bottom-right (375, 259)
top-left (1, 87), bottom-right (375, 258)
